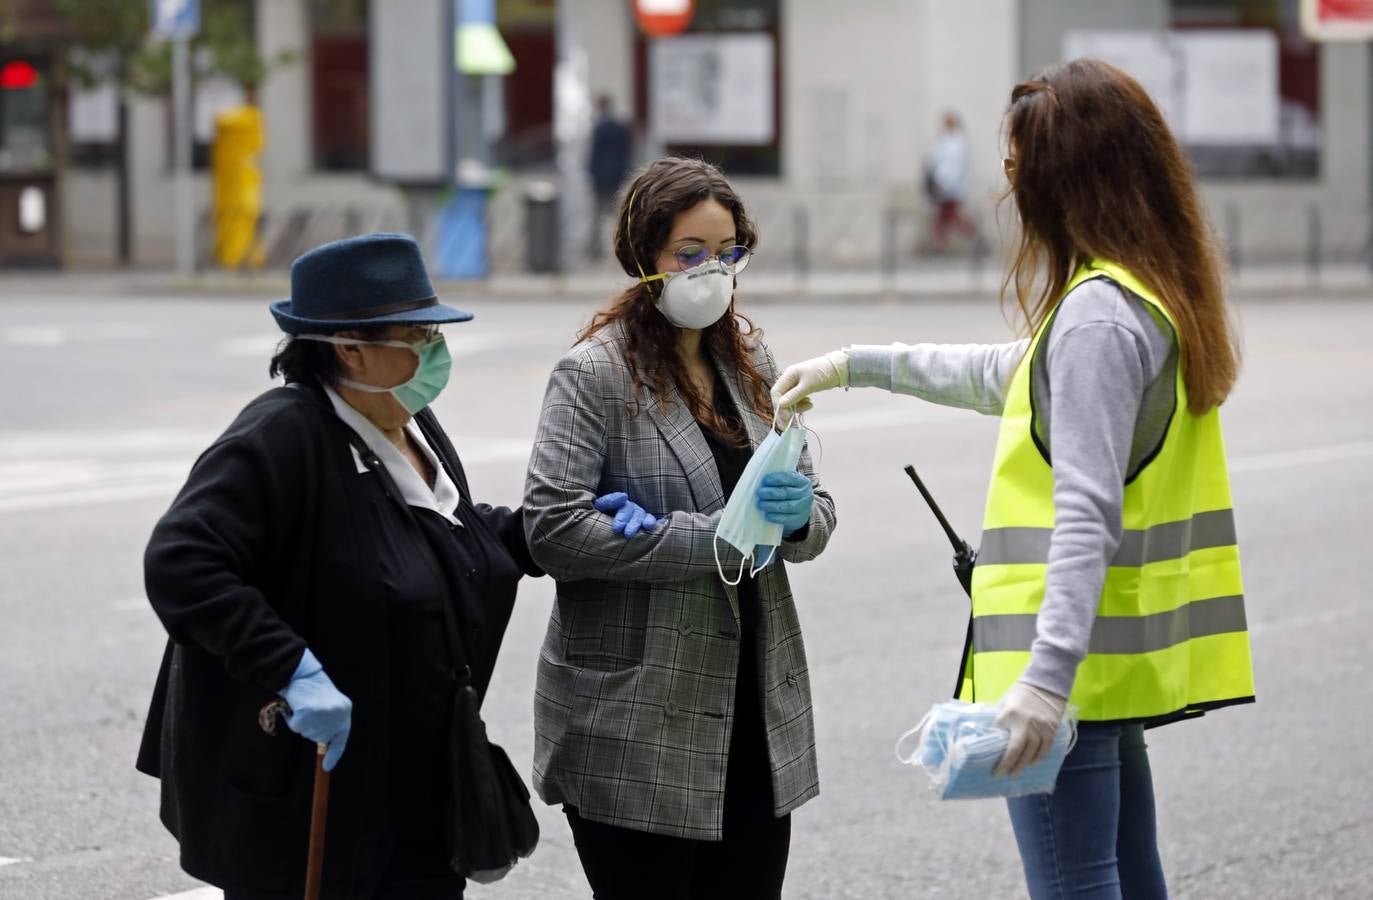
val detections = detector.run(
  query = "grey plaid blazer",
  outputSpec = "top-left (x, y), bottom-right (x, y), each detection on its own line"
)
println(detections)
top-left (523, 323), bottom-right (836, 840)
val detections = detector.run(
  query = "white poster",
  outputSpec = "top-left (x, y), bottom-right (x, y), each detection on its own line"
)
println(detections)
top-left (67, 51), bottom-right (118, 143)
top-left (650, 33), bottom-right (775, 145)
top-left (1062, 30), bottom-right (1181, 128)
top-left (194, 77), bottom-right (246, 143)
top-left (1178, 31), bottom-right (1279, 146)
top-left (69, 81), bottom-right (118, 143)
top-left (371, 0), bottom-right (449, 183)
top-left (1061, 29), bottom-right (1279, 146)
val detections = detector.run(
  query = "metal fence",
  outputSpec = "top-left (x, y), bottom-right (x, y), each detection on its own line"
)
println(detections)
top-left (198, 190), bottom-right (1373, 282)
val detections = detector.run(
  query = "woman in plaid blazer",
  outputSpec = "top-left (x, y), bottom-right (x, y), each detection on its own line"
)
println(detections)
top-left (523, 158), bottom-right (837, 900)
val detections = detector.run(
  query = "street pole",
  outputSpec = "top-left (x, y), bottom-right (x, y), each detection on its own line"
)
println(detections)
top-left (555, 0), bottom-right (590, 272)
top-left (172, 35), bottom-right (193, 276)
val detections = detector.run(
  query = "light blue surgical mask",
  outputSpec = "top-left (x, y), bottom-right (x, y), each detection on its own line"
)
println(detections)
top-left (895, 699), bottom-right (1077, 801)
top-left (713, 414), bottom-right (809, 586)
top-left (298, 332), bottom-right (452, 415)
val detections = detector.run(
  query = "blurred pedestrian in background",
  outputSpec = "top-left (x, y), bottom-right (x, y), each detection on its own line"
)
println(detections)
top-left (137, 233), bottom-right (541, 899)
top-left (587, 94), bottom-right (633, 260)
top-left (774, 59), bottom-right (1255, 899)
top-left (924, 110), bottom-right (981, 253)
top-left (524, 156), bottom-right (836, 900)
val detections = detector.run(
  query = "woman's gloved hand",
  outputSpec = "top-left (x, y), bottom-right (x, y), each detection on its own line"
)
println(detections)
top-left (279, 648), bottom-right (353, 772)
top-left (770, 349), bottom-right (850, 416)
top-left (993, 681), bottom-right (1067, 777)
top-left (594, 492), bottom-right (659, 538)
top-left (756, 471), bottom-right (814, 537)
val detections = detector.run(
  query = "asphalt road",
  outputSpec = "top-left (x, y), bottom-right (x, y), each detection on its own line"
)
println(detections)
top-left (0, 282), bottom-right (1369, 899)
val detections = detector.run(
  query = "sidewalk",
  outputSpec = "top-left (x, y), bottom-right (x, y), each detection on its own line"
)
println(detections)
top-left (2, 261), bottom-right (1369, 301)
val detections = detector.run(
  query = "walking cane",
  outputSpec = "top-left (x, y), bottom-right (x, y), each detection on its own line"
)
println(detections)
top-left (260, 700), bottom-right (331, 900)
top-left (304, 742), bottom-right (330, 900)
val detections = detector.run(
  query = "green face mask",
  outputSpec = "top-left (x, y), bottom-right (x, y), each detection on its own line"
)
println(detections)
top-left (299, 332), bottom-right (452, 415)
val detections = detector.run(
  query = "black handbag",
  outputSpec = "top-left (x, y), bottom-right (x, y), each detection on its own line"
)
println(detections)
top-left (437, 585), bottom-right (540, 883)
top-left (343, 428), bottom-right (539, 882)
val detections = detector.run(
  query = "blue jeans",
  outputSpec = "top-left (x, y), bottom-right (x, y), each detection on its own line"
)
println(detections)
top-left (1007, 723), bottom-right (1168, 899)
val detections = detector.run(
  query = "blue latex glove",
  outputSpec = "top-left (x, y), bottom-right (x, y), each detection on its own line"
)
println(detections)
top-left (594, 492), bottom-right (659, 538)
top-left (279, 648), bottom-right (352, 771)
top-left (756, 470), bottom-right (814, 537)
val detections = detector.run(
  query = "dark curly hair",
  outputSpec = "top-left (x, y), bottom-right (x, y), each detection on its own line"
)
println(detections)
top-left (579, 156), bottom-right (769, 446)
top-left (268, 326), bottom-right (388, 385)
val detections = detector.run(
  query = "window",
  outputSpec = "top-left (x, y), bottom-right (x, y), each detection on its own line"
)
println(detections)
top-left (311, 0), bottom-right (370, 171)
top-left (637, 0), bottom-right (783, 176)
top-left (67, 50), bottom-right (121, 168)
top-left (1169, 0), bottom-right (1321, 178)
top-left (0, 56), bottom-right (53, 174)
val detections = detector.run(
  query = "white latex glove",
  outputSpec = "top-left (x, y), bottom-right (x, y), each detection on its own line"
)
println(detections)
top-left (770, 350), bottom-right (850, 416)
top-left (993, 681), bottom-right (1067, 777)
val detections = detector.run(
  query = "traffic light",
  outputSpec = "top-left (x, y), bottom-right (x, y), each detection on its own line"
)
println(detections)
top-left (0, 60), bottom-right (40, 91)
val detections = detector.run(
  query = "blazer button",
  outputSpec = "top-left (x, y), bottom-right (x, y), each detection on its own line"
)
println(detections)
top-left (664, 701), bottom-right (679, 718)
top-left (786, 671), bottom-right (798, 687)
top-left (678, 622), bottom-right (693, 636)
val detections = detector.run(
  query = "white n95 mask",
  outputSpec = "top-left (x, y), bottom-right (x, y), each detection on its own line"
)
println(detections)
top-left (655, 261), bottom-right (734, 329)
top-left (713, 414), bottom-right (809, 586)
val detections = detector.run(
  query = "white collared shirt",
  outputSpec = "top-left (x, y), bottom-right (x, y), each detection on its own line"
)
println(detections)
top-left (324, 384), bottom-right (462, 527)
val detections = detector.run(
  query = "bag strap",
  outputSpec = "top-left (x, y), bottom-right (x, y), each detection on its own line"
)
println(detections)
top-left (342, 429), bottom-right (474, 685)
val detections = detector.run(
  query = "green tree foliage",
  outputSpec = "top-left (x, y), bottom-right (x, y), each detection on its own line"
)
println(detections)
top-left (54, 0), bottom-right (295, 98)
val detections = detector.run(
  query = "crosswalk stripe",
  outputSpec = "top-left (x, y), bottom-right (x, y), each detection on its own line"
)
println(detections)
top-left (147, 889), bottom-right (221, 900)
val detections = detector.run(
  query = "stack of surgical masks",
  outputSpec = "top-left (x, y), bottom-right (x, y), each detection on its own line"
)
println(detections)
top-left (895, 700), bottom-right (1077, 800)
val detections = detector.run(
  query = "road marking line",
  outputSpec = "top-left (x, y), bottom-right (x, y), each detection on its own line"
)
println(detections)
top-left (0, 430), bottom-right (217, 459)
top-left (219, 331), bottom-right (517, 358)
top-left (4, 326), bottom-right (65, 346)
top-left (1230, 440), bottom-right (1373, 473)
top-left (0, 480), bottom-right (186, 514)
top-left (0, 856), bottom-right (27, 867)
top-left (1249, 605), bottom-right (1363, 636)
top-left (148, 888), bottom-right (222, 900)
top-left (807, 403), bottom-right (967, 432)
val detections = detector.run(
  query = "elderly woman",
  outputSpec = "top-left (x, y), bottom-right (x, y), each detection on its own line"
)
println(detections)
top-left (136, 233), bottom-right (540, 899)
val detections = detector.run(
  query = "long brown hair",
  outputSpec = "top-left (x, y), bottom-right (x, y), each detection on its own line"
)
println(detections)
top-left (579, 156), bottom-right (771, 444)
top-left (1003, 58), bottom-right (1239, 412)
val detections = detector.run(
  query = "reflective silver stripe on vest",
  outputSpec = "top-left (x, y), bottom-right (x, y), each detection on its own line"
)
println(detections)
top-left (972, 594), bottom-right (1248, 655)
top-left (977, 509), bottom-right (1236, 568)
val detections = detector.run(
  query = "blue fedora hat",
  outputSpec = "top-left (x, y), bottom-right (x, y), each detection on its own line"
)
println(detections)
top-left (269, 232), bottom-right (474, 335)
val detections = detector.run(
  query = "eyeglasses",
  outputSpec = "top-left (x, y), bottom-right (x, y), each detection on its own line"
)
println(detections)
top-left (670, 244), bottom-right (753, 275)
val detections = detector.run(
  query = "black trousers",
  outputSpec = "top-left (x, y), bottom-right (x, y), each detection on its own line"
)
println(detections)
top-left (566, 804), bottom-right (791, 900)
top-left (564, 674), bottom-right (791, 900)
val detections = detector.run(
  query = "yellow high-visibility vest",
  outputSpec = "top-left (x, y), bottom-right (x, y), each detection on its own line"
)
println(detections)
top-left (960, 260), bottom-right (1255, 723)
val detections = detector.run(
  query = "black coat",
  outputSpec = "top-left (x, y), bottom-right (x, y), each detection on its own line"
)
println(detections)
top-left (136, 382), bottom-right (539, 897)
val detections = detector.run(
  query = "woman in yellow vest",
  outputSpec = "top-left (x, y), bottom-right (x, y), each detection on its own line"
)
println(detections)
top-left (772, 59), bottom-right (1254, 898)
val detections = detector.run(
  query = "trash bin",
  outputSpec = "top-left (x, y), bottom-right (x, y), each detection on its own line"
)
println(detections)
top-left (525, 180), bottom-right (560, 274)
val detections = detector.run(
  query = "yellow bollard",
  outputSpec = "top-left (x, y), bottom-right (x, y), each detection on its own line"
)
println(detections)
top-left (212, 105), bottom-right (266, 270)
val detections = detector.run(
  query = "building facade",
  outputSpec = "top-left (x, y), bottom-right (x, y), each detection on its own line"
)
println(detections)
top-left (42, 0), bottom-right (1372, 272)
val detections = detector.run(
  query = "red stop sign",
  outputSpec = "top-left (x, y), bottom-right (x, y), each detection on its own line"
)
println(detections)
top-left (634, 0), bottom-right (695, 37)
